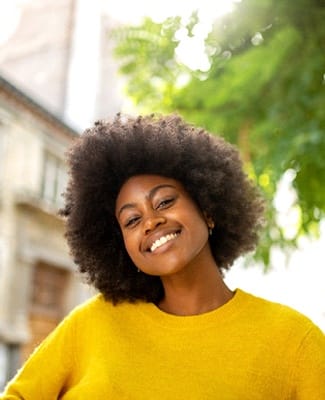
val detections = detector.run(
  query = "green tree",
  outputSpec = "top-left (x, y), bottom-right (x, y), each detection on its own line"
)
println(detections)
top-left (112, 0), bottom-right (325, 266)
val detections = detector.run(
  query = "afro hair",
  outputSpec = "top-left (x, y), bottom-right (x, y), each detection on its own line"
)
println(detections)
top-left (61, 114), bottom-right (265, 304)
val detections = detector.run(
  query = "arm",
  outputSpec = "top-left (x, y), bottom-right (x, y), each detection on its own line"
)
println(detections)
top-left (293, 324), bottom-right (325, 399)
top-left (0, 313), bottom-right (76, 400)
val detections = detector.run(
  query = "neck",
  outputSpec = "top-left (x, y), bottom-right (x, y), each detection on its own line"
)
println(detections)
top-left (158, 263), bottom-right (233, 316)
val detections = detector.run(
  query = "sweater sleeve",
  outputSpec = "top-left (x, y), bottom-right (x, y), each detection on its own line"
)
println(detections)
top-left (0, 311), bottom-right (76, 400)
top-left (292, 324), bottom-right (325, 399)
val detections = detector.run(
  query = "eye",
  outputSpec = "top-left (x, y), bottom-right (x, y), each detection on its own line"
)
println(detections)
top-left (124, 216), bottom-right (141, 228)
top-left (156, 197), bottom-right (175, 210)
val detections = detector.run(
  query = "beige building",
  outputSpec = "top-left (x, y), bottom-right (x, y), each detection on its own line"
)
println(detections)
top-left (0, 0), bottom-right (128, 388)
top-left (0, 75), bottom-right (90, 387)
top-left (0, 0), bottom-right (126, 131)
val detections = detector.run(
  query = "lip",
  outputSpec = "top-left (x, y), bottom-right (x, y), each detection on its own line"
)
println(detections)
top-left (142, 228), bottom-right (182, 253)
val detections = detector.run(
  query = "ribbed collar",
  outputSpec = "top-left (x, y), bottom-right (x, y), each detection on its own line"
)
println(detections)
top-left (136, 289), bottom-right (252, 330)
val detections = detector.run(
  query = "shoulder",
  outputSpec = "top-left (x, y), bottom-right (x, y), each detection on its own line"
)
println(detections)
top-left (237, 289), bottom-right (324, 339)
top-left (64, 294), bottom-right (116, 319)
top-left (68, 293), bottom-right (112, 316)
top-left (62, 294), bottom-right (145, 327)
top-left (235, 289), bottom-right (325, 377)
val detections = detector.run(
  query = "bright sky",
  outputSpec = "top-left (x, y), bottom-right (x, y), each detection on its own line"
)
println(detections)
top-left (0, 0), bottom-right (21, 45)
top-left (102, 0), bottom-right (240, 71)
top-left (0, 0), bottom-right (238, 71)
top-left (0, 0), bottom-right (239, 43)
top-left (103, 0), bottom-right (238, 24)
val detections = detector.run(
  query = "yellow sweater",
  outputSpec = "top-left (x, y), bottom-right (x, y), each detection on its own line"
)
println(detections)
top-left (2, 289), bottom-right (325, 399)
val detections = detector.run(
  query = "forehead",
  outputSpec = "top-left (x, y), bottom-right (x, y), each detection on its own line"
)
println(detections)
top-left (115, 175), bottom-right (183, 207)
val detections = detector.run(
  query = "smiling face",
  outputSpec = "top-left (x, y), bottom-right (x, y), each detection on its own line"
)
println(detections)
top-left (115, 175), bottom-right (214, 277)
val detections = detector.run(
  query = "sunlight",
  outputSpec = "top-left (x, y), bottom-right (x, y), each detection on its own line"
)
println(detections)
top-left (0, 0), bottom-right (32, 46)
top-left (104, 0), bottom-right (240, 72)
top-left (103, 0), bottom-right (239, 24)
top-left (0, 1), bottom-right (21, 46)
top-left (103, 0), bottom-right (240, 71)
top-left (274, 169), bottom-right (301, 240)
top-left (1, 0), bottom-right (239, 71)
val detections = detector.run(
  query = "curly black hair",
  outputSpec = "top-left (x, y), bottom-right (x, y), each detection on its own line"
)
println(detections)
top-left (61, 114), bottom-right (264, 304)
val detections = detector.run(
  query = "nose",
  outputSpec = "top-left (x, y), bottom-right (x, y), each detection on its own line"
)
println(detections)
top-left (143, 213), bottom-right (166, 235)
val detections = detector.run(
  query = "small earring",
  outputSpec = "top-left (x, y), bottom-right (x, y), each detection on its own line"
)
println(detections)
top-left (208, 221), bottom-right (215, 236)
top-left (137, 268), bottom-right (140, 273)
top-left (209, 227), bottom-right (213, 236)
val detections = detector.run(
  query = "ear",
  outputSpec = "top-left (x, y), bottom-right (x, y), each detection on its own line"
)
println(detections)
top-left (203, 212), bottom-right (215, 230)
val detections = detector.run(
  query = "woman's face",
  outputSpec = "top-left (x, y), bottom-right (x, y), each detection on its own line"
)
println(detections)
top-left (115, 175), bottom-right (213, 277)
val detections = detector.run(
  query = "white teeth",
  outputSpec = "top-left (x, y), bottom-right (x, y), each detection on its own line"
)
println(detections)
top-left (150, 233), bottom-right (178, 252)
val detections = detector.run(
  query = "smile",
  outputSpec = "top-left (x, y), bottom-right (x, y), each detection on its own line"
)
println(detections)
top-left (150, 232), bottom-right (179, 252)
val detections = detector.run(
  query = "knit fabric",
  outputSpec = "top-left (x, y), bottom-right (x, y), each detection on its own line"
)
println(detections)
top-left (2, 289), bottom-right (325, 399)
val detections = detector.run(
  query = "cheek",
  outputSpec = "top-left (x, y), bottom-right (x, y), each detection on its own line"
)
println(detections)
top-left (192, 221), bottom-right (209, 242)
top-left (188, 215), bottom-right (210, 246)
top-left (184, 206), bottom-right (208, 231)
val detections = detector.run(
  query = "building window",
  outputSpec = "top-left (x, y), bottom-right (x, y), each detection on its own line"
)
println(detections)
top-left (21, 262), bottom-right (70, 362)
top-left (0, 343), bottom-right (6, 389)
top-left (41, 152), bottom-right (67, 207)
top-left (31, 262), bottom-right (69, 318)
top-left (0, 124), bottom-right (7, 182)
top-left (0, 343), bottom-right (20, 390)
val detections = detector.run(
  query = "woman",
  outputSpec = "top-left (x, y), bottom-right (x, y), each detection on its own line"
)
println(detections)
top-left (2, 114), bottom-right (324, 399)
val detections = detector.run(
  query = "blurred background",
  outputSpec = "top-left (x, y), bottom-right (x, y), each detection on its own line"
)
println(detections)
top-left (0, 0), bottom-right (324, 388)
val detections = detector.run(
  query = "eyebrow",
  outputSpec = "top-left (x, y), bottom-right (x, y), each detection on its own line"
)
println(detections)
top-left (117, 184), bottom-right (176, 218)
